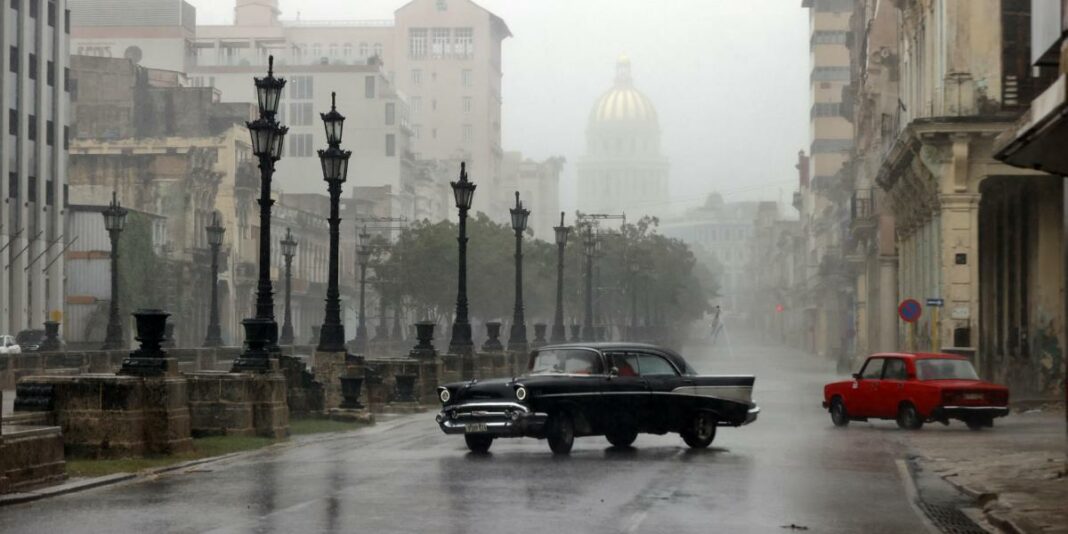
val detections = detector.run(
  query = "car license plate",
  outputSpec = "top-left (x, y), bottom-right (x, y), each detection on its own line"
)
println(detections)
top-left (464, 423), bottom-right (488, 433)
top-left (963, 393), bottom-right (983, 401)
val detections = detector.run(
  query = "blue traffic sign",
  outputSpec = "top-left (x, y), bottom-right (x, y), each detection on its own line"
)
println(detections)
top-left (898, 299), bottom-right (922, 323)
top-left (926, 298), bottom-right (944, 307)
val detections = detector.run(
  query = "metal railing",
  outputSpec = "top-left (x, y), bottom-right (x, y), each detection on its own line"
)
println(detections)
top-left (851, 188), bottom-right (873, 222)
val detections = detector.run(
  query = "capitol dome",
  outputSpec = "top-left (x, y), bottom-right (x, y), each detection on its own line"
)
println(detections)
top-left (589, 56), bottom-right (659, 126)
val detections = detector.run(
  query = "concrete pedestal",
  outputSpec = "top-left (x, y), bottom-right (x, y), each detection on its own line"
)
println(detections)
top-left (186, 371), bottom-right (289, 439)
top-left (0, 424), bottom-right (66, 494)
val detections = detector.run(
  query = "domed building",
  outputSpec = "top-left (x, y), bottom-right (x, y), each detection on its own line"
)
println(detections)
top-left (577, 57), bottom-right (670, 216)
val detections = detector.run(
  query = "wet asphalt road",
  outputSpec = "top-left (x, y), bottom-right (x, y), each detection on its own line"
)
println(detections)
top-left (0, 333), bottom-right (933, 534)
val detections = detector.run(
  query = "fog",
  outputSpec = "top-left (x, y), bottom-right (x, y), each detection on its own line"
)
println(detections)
top-left (189, 0), bottom-right (810, 215)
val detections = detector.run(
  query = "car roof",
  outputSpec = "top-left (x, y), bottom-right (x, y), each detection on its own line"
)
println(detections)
top-left (869, 352), bottom-right (969, 361)
top-left (535, 342), bottom-right (691, 370)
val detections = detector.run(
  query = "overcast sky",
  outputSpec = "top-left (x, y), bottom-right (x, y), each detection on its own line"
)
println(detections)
top-left (188, 0), bottom-right (810, 215)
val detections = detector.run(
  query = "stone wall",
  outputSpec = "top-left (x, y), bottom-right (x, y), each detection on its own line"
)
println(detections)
top-left (185, 371), bottom-right (288, 439)
top-left (0, 424), bottom-right (66, 494)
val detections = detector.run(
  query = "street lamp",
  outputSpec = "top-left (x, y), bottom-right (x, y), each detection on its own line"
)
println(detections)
top-left (550, 212), bottom-right (570, 343)
top-left (373, 277), bottom-right (390, 343)
top-left (507, 192), bottom-right (531, 352)
top-left (351, 227), bottom-right (372, 354)
top-left (234, 56), bottom-right (288, 373)
top-left (582, 225), bottom-right (596, 342)
top-left (101, 191), bottom-right (128, 350)
top-left (203, 211), bottom-right (225, 347)
top-left (628, 260), bottom-right (640, 340)
top-left (448, 162), bottom-right (476, 355)
top-left (279, 228), bottom-right (297, 345)
top-left (317, 92), bottom-right (351, 353)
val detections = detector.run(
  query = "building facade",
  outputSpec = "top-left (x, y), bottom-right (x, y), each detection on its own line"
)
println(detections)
top-left (1, 0), bottom-right (70, 336)
top-left (577, 56), bottom-right (669, 219)
top-left (69, 0), bottom-right (196, 74)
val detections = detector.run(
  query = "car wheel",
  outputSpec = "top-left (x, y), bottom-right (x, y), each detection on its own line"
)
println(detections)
top-left (464, 434), bottom-right (493, 453)
top-left (896, 403), bottom-right (924, 430)
top-left (830, 398), bottom-right (849, 427)
top-left (605, 426), bottom-right (638, 448)
top-left (681, 411), bottom-right (717, 449)
top-left (546, 412), bottom-right (575, 454)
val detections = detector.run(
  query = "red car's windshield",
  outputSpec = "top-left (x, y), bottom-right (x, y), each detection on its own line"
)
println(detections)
top-left (915, 358), bottom-right (979, 381)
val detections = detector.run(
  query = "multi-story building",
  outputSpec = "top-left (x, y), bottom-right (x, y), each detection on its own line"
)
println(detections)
top-left (660, 194), bottom-right (758, 312)
top-left (1, 0), bottom-right (71, 336)
top-left (577, 56), bottom-right (669, 219)
top-left (800, 0), bottom-right (855, 358)
top-left (192, 0), bottom-right (510, 219)
top-left (499, 151), bottom-right (563, 241)
top-left (68, 0), bottom-right (196, 74)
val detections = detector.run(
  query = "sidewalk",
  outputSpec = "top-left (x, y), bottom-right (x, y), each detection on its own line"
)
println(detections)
top-left (903, 407), bottom-right (1067, 533)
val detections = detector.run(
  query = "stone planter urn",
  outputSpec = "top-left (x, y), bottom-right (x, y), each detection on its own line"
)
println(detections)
top-left (532, 324), bottom-right (547, 347)
top-left (118, 309), bottom-right (171, 377)
top-left (339, 376), bottom-right (364, 409)
top-left (482, 322), bottom-right (504, 352)
top-left (162, 323), bottom-right (176, 348)
top-left (393, 374), bottom-right (417, 403)
top-left (570, 325), bottom-right (582, 343)
top-left (40, 321), bottom-right (62, 351)
top-left (414, 321), bottom-right (436, 350)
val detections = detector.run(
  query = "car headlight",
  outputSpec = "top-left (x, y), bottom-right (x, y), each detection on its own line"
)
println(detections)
top-left (439, 388), bottom-right (451, 403)
top-left (515, 386), bottom-right (528, 401)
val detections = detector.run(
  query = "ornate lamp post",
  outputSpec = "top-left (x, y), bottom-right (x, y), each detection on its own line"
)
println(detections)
top-left (628, 260), bottom-right (640, 340)
top-left (279, 228), bottom-right (297, 345)
top-left (317, 93), bottom-right (351, 353)
top-left (203, 212), bottom-right (225, 347)
top-left (550, 212), bottom-right (570, 343)
top-left (448, 163), bottom-right (476, 355)
top-left (507, 192), bottom-right (531, 352)
top-left (352, 227), bottom-right (371, 354)
top-left (234, 56), bottom-right (287, 372)
top-left (582, 226), bottom-right (596, 342)
top-left (101, 192), bottom-right (128, 350)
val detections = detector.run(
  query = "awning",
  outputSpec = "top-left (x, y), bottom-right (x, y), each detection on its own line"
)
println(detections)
top-left (994, 74), bottom-right (1068, 175)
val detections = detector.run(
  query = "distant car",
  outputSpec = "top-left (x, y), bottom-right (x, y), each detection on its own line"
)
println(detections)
top-left (15, 329), bottom-right (45, 352)
top-left (0, 334), bottom-right (22, 354)
top-left (436, 343), bottom-right (760, 454)
top-left (823, 353), bottom-right (1009, 430)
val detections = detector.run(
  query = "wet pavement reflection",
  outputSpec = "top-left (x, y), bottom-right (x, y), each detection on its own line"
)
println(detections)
top-left (0, 335), bottom-right (934, 533)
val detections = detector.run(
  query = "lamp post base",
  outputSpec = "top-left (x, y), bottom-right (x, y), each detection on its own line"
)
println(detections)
top-left (232, 318), bottom-right (277, 373)
top-left (448, 321), bottom-right (473, 356)
top-left (279, 324), bottom-right (295, 346)
top-left (507, 323), bottom-right (528, 353)
top-left (318, 322), bottom-right (347, 353)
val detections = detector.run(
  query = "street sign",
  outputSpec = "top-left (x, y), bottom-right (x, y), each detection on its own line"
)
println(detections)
top-left (898, 299), bottom-right (922, 323)
top-left (926, 298), bottom-right (944, 307)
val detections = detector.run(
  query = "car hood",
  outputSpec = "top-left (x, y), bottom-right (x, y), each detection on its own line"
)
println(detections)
top-left (442, 374), bottom-right (573, 404)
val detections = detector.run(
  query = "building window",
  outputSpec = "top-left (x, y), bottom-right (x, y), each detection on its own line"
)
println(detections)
top-left (810, 102), bottom-right (841, 117)
top-left (64, 8), bottom-right (69, 33)
top-left (46, 60), bottom-right (53, 86)
top-left (385, 102), bottom-right (395, 125)
top-left (411, 69), bottom-right (422, 84)
top-left (431, 28), bottom-right (450, 58)
top-left (365, 76), bottom-right (375, 98)
top-left (412, 124), bottom-right (421, 138)
top-left (288, 133), bottom-right (313, 157)
top-left (373, 43), bottom-right (382, 58)
top-left (359, 42), bottom-right (368, 57)
top-left (45, 179), bottom-right (53, 205)
top-left (454, 28), bottom-right (473, 58)
top-left (47, 0), bottom-right (55, 26)
top-left (328, 43), bottom-right (338, 58)
top-left (810, 139), bottom-right (853, 153)
top-left (64, 66), bottom-right (70, 92)
top-left (463, 96), bottom-right (472, 113)
top-left (462, 124), bottom-right (472, 142)
top-left (385, 134), bottom-right (395, 156)
top-left (28, 176), bottom-right (36, 202)
top-left (410, 96), bottom-right (421, 113)
top-left (28, 53), bottom-right (36, 80)
top-left (10, 0), bottom-right (17, 10)
top-left (810, 66), bottom-right (850, 82)
top-left (810, 31), bottom-right (848, 45)
top-left (8, 172), bottom-right (17, 199)
top-left (63, 125), bottom-right (68, 149)
top-left (46, 120), bottom-right (52, 145)
top-left (9, 47), bottom-right (18, 74)
top-left (409, 28), bottom-right (428, 59)
top-left (436, 0), bottom-right (446, 10)
top-left (311, 43), bottom-right (322, 59)
top-left (343, 43), bottom-right (352, 58)
top-left (28, 0), bottom-right (36, 17)
top-left (290, 76), bottom-right (313, 99)
top-left (462, 69), bottom-right (472, 87)
top-left (288, 102), bottom-right (313, 126)
top-left (28, 114), bottom-right (35, 140)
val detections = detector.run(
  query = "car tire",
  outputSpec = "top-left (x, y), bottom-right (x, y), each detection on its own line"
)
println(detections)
top-left (896, 403), bottom-right (924, 430)
top-left (546, 412), bottom-right (575, 454)
top-left (830, 398), bottom-right (849, 427)
top-left (464, 434), bottom-right (493, 453)
top-left (681, 411), bottom-right (717, 449)
top-left (605, 427), bottom-right (638, 448)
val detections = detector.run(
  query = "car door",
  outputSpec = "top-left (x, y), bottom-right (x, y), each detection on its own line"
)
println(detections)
top-left (877, 357), bottom-right (908, 418)
top-left (602, 351), bottom-right (650, 432)
top-left (852, 357), bottom-right (885, 417)
top-left (635, 352), bottom-right (684, 432)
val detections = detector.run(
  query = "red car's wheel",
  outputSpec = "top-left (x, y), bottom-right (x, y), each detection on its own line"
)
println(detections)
top-left (896, 403), bottom-right (924, 430)
top-left (830, 397), bottom-right (849, 427)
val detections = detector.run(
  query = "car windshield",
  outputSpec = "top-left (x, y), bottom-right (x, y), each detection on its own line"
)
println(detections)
top-left (529, 349), bottom-right (603, 375)
top-left (915, 358), bottom-right (979, 381)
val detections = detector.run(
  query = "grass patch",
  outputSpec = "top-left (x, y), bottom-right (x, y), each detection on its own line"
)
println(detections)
top-left (64, 418), bottom-right (364, 478)
top-left (288, 418), bottom-right (363, 436)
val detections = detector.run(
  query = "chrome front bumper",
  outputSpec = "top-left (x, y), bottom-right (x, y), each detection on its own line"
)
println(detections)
top-left (436, 401), bottom-right (548, 436)
top-left (743, 404), bottom-right (760, 425)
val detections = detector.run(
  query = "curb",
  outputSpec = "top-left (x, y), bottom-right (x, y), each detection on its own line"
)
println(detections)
top-left (0, 473), bottom-right (137, 506)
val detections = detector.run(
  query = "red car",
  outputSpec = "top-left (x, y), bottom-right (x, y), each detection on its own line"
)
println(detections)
top-left (823, 353), bottom-right (1009, 430)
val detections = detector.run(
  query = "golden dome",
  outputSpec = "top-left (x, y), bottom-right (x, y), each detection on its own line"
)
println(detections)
top-left (590, 56), bottom-right (658, 125)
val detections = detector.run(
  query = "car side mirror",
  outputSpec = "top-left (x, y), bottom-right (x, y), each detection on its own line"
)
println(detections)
top-left (609, 366), bottom-right (619, 378)
top-left (851, 373), bottom-right (862, 380)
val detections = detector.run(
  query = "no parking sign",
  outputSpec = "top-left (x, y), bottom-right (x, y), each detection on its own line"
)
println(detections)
top-left (898, 299), bottom-right (922, 323)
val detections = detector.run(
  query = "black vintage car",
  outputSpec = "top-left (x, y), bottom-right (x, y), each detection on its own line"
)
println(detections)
top-left (435, 343), bottom-right (759, 454)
